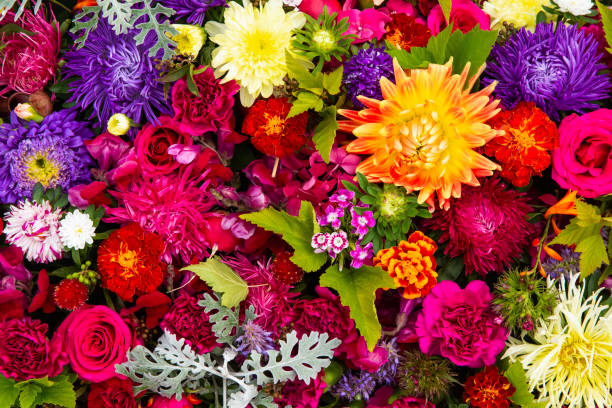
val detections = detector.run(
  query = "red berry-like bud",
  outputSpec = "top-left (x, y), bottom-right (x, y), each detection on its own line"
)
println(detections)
top-left (271, 250), bottom-right (304, 284)
top-left (54, 278), bottom-right (88, 310)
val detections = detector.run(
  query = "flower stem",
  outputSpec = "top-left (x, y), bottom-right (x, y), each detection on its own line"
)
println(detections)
top-left (50, 0), bottom-right (72, 12)
top-left (531, 216), bottom-right (552, 276)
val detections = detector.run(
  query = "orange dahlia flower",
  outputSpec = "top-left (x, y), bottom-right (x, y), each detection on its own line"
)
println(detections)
top-left (338, 59), bottom-right (502, 210)
top-left (373, 231), bottom-right (437, 299)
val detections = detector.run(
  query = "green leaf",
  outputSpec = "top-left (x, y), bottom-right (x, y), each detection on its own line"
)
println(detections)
top-left (319, 264), bottom-right (396, 350)
top-left (0, 375), bottom-right (18, 408)
top-left (285, 51), bottom-right (317, 86)
top-left (504, 362), bottom-right (547, 408)
top-left (313, 106), bottom-right (338, 163)
top-left (446, 25), bottom-right (498, 77)
top-left (18, 383), bottom-right (41, 408)
top-left (575, 199), bottom-right (601, 227)
top-left (322, 66), bottom-right (343, 95)
top-left (288, 92), bottom-right (324, 118)
top-left (182, 257), bottom-right (248, 308)
top-left (99, 0), bottom-right (135, 35)
top-left (597, 1), bottom-right (612, 53)
top-left (0, 23), bottom-right (35, 36)
top-left (158, 65), bottom-right (189, 83)
top-left (186, 64), bottom-right (200, 97)
top-left (49, 266), bottom-right (81, 278)
top-left (240, 202), bottom-right (327, 272)
top-left (439, 0), bottom-right (452, 24)
top-left (71, 249), bottom-right (81, 266)
top-left (33, 375), bottom-right (76, 408)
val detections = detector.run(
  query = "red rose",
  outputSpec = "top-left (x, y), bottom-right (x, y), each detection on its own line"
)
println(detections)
top-left (88, 377), bottom-right (137, 408)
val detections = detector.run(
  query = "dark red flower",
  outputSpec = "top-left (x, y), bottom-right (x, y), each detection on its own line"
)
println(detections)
top-left (54, 278), bottom-right (88, 310)
top-left (242, 97), bottom-right (309, 158)
top-left (463, 366), bottom-right (515, 408)
top-left (28, 269), bottom-right (56, 314)
top-left (383, 13), bottom-right (431, 51)
top-left (88, 377), bottom-right (137, 408)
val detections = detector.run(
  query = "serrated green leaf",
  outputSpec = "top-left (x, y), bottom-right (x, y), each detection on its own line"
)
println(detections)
top-left (288, 92), bottom-right (323, 118)
top-left (70, 6), bottom-right (101, 49)
top-left (18, 383), bottom-right (41, 408)
top-left (322, 66), bottom-right (343, 95)
top-left (575, 200), bottom-right (601, 227)
top-left (319, 264), bottom-right (396, 350)
top-left (0, 375), bottom-right (18, 408)
top-left (33, 376), bottom-right (76, 408)
top-left (240, 202), bottom-right (327, 272)
top-left (131, 0), bottom-right (177, 60)
top-left (99, 0), bottom-right (134, 35)
top-left (439, 0), bottom-right (452, 23)
top-left (446, 25), bottom-right (498, 77)
top-left (286, 51), bottom-right (317, 86)
top-left (597, 1), bottom-right (612, 53)
top-left (182, 257), bottom-right (248, 308)
top-left (504, 362), bottom-right (547, 408)
top-left (312, 106), bottom-right (338, 163)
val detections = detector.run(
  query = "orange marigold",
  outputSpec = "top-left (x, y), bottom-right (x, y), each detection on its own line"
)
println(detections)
top-left (97, 223), bottom-right (166, 301)
top-left (374, 231), bottom-right (437, 299)
top-left (463, 366), bottom-right (515, 408)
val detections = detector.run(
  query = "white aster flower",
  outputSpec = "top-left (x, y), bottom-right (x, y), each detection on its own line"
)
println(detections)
top-left (503, 276), bottom-right (612, 408)
top-left (58, 210), bottom-right (96, 250)
top-left (555, 0), bottom-right (594, 15)
top-left (3, 200), bottom-right (63, 263)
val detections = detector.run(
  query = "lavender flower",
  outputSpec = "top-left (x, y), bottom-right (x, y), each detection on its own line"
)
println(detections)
top-left (63, 19), bottom-right (170, 129)
top-left (542, 247), bottom-right (580, 279)
top-left (484, 22), bottom-right (610, 121)
top-left (160, 0), bottom-right (227, 26)
top-left (0, 111), bottom-right (94, 204)
top-left (351, 208), bottom-right (375, 237)
top-left (342, 44), bottom-right (394, 108)
top-left (374, 338), bottom-right (400, 385)
top-left (332, 371), bottom-right (377, 401)
top-left (350, 241), bottom-right (373, 269)
top-left (235, 320), bottom-right (275, 355)
top-left (330, 189), bottom-right (355, 209)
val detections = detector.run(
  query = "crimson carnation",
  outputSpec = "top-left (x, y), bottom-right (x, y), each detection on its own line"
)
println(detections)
top-left (97, 223), bottom-right (166, 301)
top-left (54, 278), bottom-right (88, 310)
top-left (242, 97), bottom-right (309, 158)
top-left (0, 317), bottom-right (64, 381)
top-left (160, 292), bottom-right (219, 354)
top-left (88, 377), bottom-right (137, 408)
top-left (484, 102), bottom-right (559, 187)
top-left (424, 177), bottom-right (534, 276)
top-left (463, 366), bottom-right (515, 408)
top-left (383, 13), bottom-right (431, 51)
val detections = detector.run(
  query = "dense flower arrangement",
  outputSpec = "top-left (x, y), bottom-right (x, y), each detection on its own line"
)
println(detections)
top-left (1, 0), bottom-right (612, 407)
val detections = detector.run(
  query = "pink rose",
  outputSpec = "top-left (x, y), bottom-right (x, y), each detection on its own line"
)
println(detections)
top-left (552, 109), bottom-right (612, 198)
top-left (298, 0), bottom-right (341, 18)
top-left (427, 0), bottom-right (490, 35)
top-left (88, 377), bottom-right (137, 408)
top-left (54, 305), bottom-right (132, 382)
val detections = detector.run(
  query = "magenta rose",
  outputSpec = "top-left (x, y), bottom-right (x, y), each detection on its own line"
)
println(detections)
top-left (415, 280), bottom-right (507, 368)
top-left (88, 377), bottom-right (137, 408)
top-left (0, 317), bottom-right (64, 381)
top-left (427, 0), bottom-right (490, 35)
top-left (53, 305), bottom-right (132, 382)
top-left (552, 109), bottom-right (612, 198)
top-left (134, 115), bottom-right (192, 176)
top-left (149, 395), bottom-right (193, 408)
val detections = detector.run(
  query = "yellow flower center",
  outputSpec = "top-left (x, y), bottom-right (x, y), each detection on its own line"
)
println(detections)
top-left (558, 340), bottom-right (590, 373)
top-left (171, 24), bottom-right (206, 57)
top-left (113, 245), bottom-right (140, 278)
top-left (26, 153), bottom-right (59, 187)
top-left (263, 114), bottom-right (285, 135)
top-left (508, 126), bottom-right (536, 150)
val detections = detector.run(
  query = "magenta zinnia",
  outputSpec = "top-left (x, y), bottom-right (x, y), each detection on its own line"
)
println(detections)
top-left (424, 177), bottom-right (534, 276)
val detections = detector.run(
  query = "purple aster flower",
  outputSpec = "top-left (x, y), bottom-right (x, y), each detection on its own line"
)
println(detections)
top-left (0, 110), bottom-right (94, 204)
top-left (328, 230), bottom-right (348, 257)
top-left (235, 320), bottom-right (275, 355)
top-left (62, 19), bottom-right (170, 129)
top-left (374, 338), bottom-right (399, 385)
top-left (320, 205), bottom-right (344, 229)
top-left (484, 22), bottom-right (610, 121)
top-left (330, 189), bottom-right (355, 208)
top-left (311, 232), bottom-right (330, 253)
top-left (331, 371), bottom-right (377, 401)
top-left (160, 0), bottom-right (227, 26)
top-left (351, 208), bottom-right (375, 237)
top-left (350, 241), bottom-right (373, 269)
top-left (342, 44), bottom-right (394, 109)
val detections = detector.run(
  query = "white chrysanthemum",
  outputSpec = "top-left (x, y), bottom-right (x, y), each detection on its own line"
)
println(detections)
top-left (3, 200), bottom-right (62, 263)
top-left (205, 0), bottom-right (306, 106)
top-left (555, 0), bottom-right (593, 15)
top-left (503, 276), bottom-right (612, 408)
top-left (58, 210), bottom-right (96, 250)
top-left (482, 0), bottom-right (552, 30)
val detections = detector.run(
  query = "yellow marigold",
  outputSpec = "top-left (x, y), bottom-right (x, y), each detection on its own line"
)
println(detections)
top-left (482, 0), bottom-right (552, 31)
top-left (374, 231), bottom-right (438, 299)
top-left (338, 59), bottom-right (502, 210)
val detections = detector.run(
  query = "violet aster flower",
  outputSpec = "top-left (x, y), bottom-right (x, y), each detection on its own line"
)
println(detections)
top-left (160, 0), bottom-right (227, 25)
top-left (235, 320), bottom-right (275, 355)
top-left (0, 110), bottom-right (94, 204)
top-left (484, 22), bottom-right (610, 121)
top-left (332, 371), bottom-right (377, 401)
top-left (63, 19), bottom-right (170, 128)
top-left (342, 44), bottom-right (394, 108)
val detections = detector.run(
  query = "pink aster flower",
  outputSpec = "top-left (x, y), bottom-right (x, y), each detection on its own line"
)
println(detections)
top-left (105, 164), bottom-right (216, 263)
top-left (328, 230), bottom-right (349, 256)
top-left (350, 241), bottom-right (373, 269)
top-left (3, 200), bottom-right (62, 263)
top-left (415, 280), bottom-right (508, 368)
top-left (0, 10), bottom-right (60, 94)
top-left (351, 208), bottom-right (375, 237)
top-left (424, 177), bottom-right (535, 276)
top-left (338, 0), bottom-right (391, 44)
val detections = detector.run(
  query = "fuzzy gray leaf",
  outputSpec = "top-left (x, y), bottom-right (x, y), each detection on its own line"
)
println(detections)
top-left (199, 293), bottom-right (240, 344)
top-left (250, 393), bottom-right (278, 408)
top-left (0, 0), bottom-right (42, 21)
top-left (241, 331), bottom-right (341, 386)
top-left (130, 0), bottom-right (177, 60)
top-left (99, 0), bottom-right (134, 35)
top-left (227, 385), bottom-right (258, 408)
top-left (70, 6), bottom-right (101, 49)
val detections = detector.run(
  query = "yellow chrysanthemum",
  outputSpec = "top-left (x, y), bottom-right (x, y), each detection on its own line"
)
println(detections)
top-left (482, 0), bottom-right (552, 31)
top-left (338, 59), bottom-right (502, 210)
top-left (171, 24), bottom-right (206, 58)
top-left (504, 276), bottom-right (612, 408)
top-left (205, 0), bottom-right (305, 107)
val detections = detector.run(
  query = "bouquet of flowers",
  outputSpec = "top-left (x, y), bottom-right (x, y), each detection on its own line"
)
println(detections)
top-left (0, 0), bottom-right (611, 407)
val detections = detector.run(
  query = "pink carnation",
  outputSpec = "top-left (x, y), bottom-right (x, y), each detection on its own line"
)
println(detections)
top-left (338, 0), bottom-right (391, 44)
top-left (415, 280), bottom-right (508, 368)
top-left (274, 373), bottom-right (327, 408)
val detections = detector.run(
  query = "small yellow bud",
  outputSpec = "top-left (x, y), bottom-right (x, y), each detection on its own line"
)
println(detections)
top-left (14, 103), bottom-right (44, 123)
top-left (107, 113), bottom-right (132, 136)
top-left (171, 24), bottom-right (206, 58)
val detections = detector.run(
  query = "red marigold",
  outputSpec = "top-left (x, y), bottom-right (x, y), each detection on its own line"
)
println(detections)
top-left (383, 13), bottom-right (431, 51)
top-left (97, 223), bottom-right (166, 301)
top-left (53, 279), bottom-right (88, 311)
top-left (242, 97), bottom-right (308, 158)
top-left (373, 231), bottom-right (438, 299)
top-left (463, 366), bottom-right (515, 408)
top-left (484, 101), bottom-right (559, 187)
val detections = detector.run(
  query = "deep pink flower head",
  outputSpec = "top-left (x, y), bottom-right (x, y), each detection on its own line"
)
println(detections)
top-left (0, 10), bottom-right (60, 94)
top-left (424, 177), bottom-right (534, 276)
top-left (299, 0), bottom-right (341, 18)
top-left (85, 132), bottom-right (131, 174)
top-left (160, 292), bottom-right (219, 354)
top-left (381, 0), bottom-right (417, 15)
top-left (0, 245), bottom-right (30, 282)
top-left (427, 0), bottom-right (490, 35)
top-left (582, 24), bottom-right (612, 73)
top-left (0, 286), bottom-right (26, 322)
top-left (0, 317), bottom-right (64, 381)
top-left (368, 387), bottom-right (436, 408)
top-left (415, 280), bottom-right (508, 368)
top-left (274, 372), bottom-right (327, 408)
top-left (149, 395), bottom-right (193, 408)
top-left (88, 377), bottom-right (137, 408)
top-left (552, 109), bottom-right (612, 198)
top-left (338, 0), bottom-right (391, 44)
